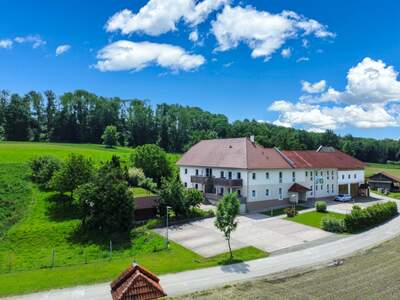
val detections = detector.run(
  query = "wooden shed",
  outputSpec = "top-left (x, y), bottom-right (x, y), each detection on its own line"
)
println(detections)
top-left (367, 172), bottom-right (400, 192)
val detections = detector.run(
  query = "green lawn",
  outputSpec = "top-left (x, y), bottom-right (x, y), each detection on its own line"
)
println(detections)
top-left (132, 187), bottom-right (155, 197)
top-left (286, 211), bottom-right (346, 229)
top-left (0, 142), bottom-right (267, 296)
top-left (365, 162), bottom-right (400, 178)
top-left (261, 205), bottom-right (308, 217)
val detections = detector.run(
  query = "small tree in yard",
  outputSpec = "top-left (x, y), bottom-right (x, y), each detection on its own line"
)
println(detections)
top-left (101, 125), bottom-right (118, 148)
top-left (215, 193), bottom-right (240, 260)
top-left (52, 153), bottom-right (94, 199)
top-left (185, 188), bottom-right (204, 209)
top-left (76, 156), bottom-right (134, 233)
top-left (159, 178), bottom-right (187, 217)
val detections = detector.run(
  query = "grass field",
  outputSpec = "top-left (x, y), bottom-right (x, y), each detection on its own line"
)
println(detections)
top-left (286, 211), bottom-right (346, 229)
top-left (365, 162), bottom-right (400, 178)
top-left (173, 234), bottom-right (400, 300)
top-left (0, 141), bottom-right (267, 296)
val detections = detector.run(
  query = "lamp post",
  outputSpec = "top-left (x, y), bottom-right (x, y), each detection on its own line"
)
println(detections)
top-left (165, 206), bottom-right (171, 249)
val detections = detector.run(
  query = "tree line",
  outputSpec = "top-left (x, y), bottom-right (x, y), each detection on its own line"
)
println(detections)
top-left (1, 89), bottom-right (400, 163)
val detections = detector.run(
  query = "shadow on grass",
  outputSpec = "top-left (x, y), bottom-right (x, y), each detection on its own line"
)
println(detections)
top-left (68, 224), bottom-right (132, 251)
top-left (46, 194), bottom-right (81, 221)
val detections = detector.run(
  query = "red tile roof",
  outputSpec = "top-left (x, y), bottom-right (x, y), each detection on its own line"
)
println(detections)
top-left (111, 263), bottom-right (166, 300)
top-left (282, 150), bottom-right (365, 170)
top-left (177, 138), bottom-right (365, 170)
top-left (177, 138), bottom-right (291, 169)
top-left (288, 183), bottom-right (311, 193)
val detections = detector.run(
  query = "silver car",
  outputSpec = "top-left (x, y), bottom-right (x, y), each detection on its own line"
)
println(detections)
top-left (335, 194), bottom-right (352, 202)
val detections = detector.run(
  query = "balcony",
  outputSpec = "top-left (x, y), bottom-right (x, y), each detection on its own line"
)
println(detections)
top-left (190, 175), bottom-right (243, 187)
top-left (205, 193), bottom-right (247, 204)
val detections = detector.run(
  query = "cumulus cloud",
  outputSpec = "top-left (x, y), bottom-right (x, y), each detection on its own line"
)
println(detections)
top-left (301, 80), bottom-right (326, 93)
top-left (55, 44), bottom-right (71, 56)
top-left (0, 39), bottom-right (13, 49)
top-left (189, 30), bottom-right (199, 42)
top-left (211, 6), bottom-right (334, 60)
top-left (106, 0), bottom-right (229, 36)
top-left (296, 56), bottom-right (309, 63)
top-left (14, 35), bottom-right (46, 48)
top-left (270, 58), bottom-right (400, 131)
top-left (95, 40), bottom-right (205, 72)
top-left (281, 48), bottom-right (292, 58)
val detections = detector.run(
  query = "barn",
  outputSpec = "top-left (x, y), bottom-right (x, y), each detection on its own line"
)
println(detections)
top-left (367, 172), bottom-right (400, 192)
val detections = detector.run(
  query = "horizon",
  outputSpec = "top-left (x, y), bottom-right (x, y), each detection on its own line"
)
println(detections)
top-left (1, 0), bottom-right (400, 139)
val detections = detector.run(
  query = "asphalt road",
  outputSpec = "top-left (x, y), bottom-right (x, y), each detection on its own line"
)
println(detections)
top-left (4, 194), bottom-right (400, 300)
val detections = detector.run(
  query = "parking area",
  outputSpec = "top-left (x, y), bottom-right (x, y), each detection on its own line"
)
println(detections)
top-left (326, 195), bottom-right (396, 214)
top-left (155, 214), bottom-right (333, 257)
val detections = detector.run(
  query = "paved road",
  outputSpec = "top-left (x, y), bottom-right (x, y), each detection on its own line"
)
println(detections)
top-left (5, 193), bottom-right (400, 300)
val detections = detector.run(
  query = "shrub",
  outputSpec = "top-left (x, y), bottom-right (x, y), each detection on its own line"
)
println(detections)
top-left (316, 201), bottom-right (327, 213)
top-left (29, 156), bottom-right (61, 189)
top-left (138, 177), bottom-right (158, 193)
top-left (321, 217), bottom-right (346, 233)
top-left (284, 207), bottom-right (298, 217)
top-left (127, 167), bottom-right (145, 187)
top-left (344, 201), bottom-right (398, 233)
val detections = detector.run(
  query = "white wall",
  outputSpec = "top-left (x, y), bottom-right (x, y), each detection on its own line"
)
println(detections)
top-left (338, 170), bottom-right (365, 185)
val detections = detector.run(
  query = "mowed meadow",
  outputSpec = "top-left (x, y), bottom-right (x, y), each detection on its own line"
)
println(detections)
top-left (0, 142), bottom-right (265, 296)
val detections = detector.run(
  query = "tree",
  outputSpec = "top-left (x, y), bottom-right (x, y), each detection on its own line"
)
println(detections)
top-left (159, 178), bottom-right (187, 217)
top-left (29, 156), bottom-right (61, 190)
top-left (76, 156), bottom-right (134, 232)
top-left (214, 193), bottom-right (240, 260)
top-left (52, 153), bottom-right (94, 198)
top-left (131, 144), bottom-right (172, 185)
top-left (44, 90), bottom-right (57, 141)
top-left (101, 125), bottom-right (118, 148)
top-left (4, 94), bottom-right (31, 141)
top-left (185, 188), bottom-right (204, 209)
top-left (126, 100), bottom-right (156, 147)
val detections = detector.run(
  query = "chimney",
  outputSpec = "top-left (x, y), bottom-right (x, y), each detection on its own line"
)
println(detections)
top-left (250, 135), bottom-right (255, 143)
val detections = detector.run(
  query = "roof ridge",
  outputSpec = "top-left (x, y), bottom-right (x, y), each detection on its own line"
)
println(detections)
top-left (292, 151), bottom-right (313, 168)
top-left (274, 147), bottom-right (295, 168)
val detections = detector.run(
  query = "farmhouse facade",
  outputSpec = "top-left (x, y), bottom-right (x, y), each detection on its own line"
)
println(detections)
top-left (177, 137), bottom-right (365, 212)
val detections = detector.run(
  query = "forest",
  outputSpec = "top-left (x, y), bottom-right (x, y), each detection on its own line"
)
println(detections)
top-left (0, 89), bottom-right (399, 163)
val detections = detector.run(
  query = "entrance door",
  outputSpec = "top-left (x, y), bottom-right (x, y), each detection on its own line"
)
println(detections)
top-left (339, 184), bottom-right (348, 194)
top-left (350, 183), bottom-right (359, 197)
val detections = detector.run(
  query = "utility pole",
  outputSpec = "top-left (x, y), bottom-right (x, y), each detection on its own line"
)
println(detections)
top-left (165, 206), bottom-right (171, 249)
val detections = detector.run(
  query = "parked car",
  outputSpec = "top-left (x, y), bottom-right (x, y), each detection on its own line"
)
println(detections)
top-left (335, 194), bottom-right (352, 202)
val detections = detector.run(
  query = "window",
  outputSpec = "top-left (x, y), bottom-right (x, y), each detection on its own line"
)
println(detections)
top-left (320, 184), bottom-right (323, 190)
top-left (184, 168), bottom-right (187, 174)
top-left (266, 172), bottom-right (269, 179)
top-left (310, 171), bottom-right (313, 181)
top-left (320, 171), bottom-right (323, 176)
top-left (342, 174), bottom-right (345, 180)
top-left (252, 190), bottom-right (256, 198)
top-left (354, 173), bottom-right (357, 179)
top-left (326, 171), bottom-right (329, 180)
top-left (348, 174), bottom-right (351, 179)
top-left (206, 168), bottom-right (212, 177)
top-left (237, 190), bottom-right (241, 196)
top-left (228, 171), bottom-right (232, 179)
top-left (237, 172), bottom-right (241, 179)
top-left (195, 169), bottom-right (199, 176)
top-left (279, 188), bottom-right (283, 200)
top-left (332, 184), bottom-right (334, 192)
top-left (252, 172), bottom-right (256, 180)
top-left (292, 171), bottom-right (296, 182)
top-left (305, 171), bottom-right (308, 177)
top-left (266, 189), bottom-right (269, 196)
top-left (184, 182), bottom-right (187, 187)
top-left (279, 172), bottom-right (283, 183)
top-left (195, 184), bottom-right (198, 189)
top-left (316, 185), bottom-right (318, 191)
top-left (327, 184), bottom-right (329, 193)
top-left (220, 171), bottom-right (225, 178)
top-left (219, 187), bottom-right (224, 195)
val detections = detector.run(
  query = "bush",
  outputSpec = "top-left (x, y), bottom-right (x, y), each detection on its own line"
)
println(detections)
top-left (284, 207), bottom-right (298, 217)
top-left (321, 217), bottom-right (346, 233)
top-left (316, 201), bottom-right (327, 213)
top-left (138, 177), bottom-right (158, 193)
top-left (127, 167), bottom-right (146, 187)
top-left (29, 156), bottom-right (61, 189)
top-left (344, 201), bottom-right (398, 233)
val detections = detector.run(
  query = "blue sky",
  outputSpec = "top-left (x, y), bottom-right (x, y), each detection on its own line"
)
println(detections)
top-left (1, 0), bottom-right (400, 139)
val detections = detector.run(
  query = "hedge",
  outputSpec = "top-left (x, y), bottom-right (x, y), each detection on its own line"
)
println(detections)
top-left (344, 201), bottom-right (398, 233)
top-left (321, 217), bottom-right (346, 233)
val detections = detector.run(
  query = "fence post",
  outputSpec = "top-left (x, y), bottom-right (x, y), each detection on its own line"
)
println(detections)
top-left (109, 240), bottom-right (112, 260)
top-left (51, 249), bottom-right (55, 268)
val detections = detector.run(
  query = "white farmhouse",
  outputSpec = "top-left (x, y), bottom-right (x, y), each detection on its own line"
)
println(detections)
top-left (177, 137), bottom-right (365, 213)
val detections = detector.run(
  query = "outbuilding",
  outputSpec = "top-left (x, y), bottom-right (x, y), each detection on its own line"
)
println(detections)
top-left (367, 172), bottom-right (400, 192)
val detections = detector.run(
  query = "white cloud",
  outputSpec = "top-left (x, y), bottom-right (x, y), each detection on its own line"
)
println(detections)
top-left (296, 56), bottom-right (309, 63)
top-left (0, 39), bottom-right (13, 49)
top-left (55, 44), bottom-right (71, 56)
top-left (301, 80), bottom-right (326, 93)
top-left (95, 40), bottom-right (205, 72)
top-left (211, 6), bottom-right (334, 61)
top-left (14, 35), bottom-right (46, 48)
top-left (281, 48), bottom-right (292, 58)
top-left (189, 30), bottom-right (199, 42)
top-left (106, 0), bottom-right (229, 36)
top-left (302, 39), bottom-right (309, 48)
top-left (270, 58), bottom-right (400, 131)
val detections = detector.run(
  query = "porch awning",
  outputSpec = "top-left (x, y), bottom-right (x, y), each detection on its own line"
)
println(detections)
top-left (288, 183), bottom-right (311, 193)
